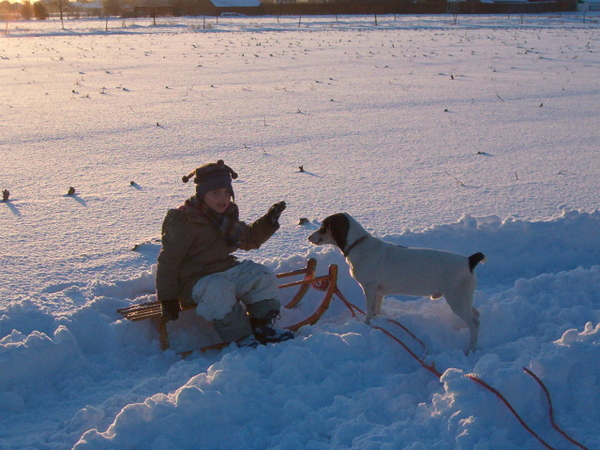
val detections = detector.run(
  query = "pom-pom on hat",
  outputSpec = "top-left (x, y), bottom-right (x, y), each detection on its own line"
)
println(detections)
top-left (182, 160), bottom-right (238, 200)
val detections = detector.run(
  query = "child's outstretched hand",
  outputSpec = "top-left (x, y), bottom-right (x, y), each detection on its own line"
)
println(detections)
top-left (267, 201), bottom-right (286, 227)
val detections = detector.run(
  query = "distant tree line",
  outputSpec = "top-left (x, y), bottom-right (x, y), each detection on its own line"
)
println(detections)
top-left (0, 0), bottom-right (578, 21)
top-left (1, 0), bottom-right (47, 19)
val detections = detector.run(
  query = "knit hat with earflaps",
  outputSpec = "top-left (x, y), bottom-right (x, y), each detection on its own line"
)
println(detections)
top-left (182, 160), bottom-right (238, 200)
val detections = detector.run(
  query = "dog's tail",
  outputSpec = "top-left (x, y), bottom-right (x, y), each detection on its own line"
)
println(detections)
top-left (468, 252), bottom-right (486, 273)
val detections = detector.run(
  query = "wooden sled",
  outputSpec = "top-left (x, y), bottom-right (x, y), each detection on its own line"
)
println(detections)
top-left (117, 259), bottom-right (338, 355)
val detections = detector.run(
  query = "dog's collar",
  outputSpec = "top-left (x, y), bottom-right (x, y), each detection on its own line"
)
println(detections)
top-left (343, 235), bottom-right (368, 256)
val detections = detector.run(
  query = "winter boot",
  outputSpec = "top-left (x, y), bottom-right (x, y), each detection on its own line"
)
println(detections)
top-left (251, 310), bottom-right (294, 345)
top-left (236, 334), bottom-right (260, 348)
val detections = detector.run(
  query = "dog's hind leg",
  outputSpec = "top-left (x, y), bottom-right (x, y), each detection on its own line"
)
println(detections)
top-left (375, 290), bottom-right (384, 315)
top-left (445, 290), bottom-right (480, 354)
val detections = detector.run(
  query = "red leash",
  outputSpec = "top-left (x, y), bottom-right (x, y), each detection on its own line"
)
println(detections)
top-left (465, 374), bottom-right (555, 450)
top-left (331, 288), bottom-right (589, 450)
top-left (523, 368), bottom-right (589, 450)
top-left (334, 288), bottom-right (428, 353)
top-left (372, 325), bottom-right (442, 378)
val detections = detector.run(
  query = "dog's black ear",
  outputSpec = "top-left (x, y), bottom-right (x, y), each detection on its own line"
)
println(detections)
top-left (326, 213), bottom-right (349, 251)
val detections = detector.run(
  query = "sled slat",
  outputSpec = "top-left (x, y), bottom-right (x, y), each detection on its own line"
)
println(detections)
top-left (118, 302), bottom-right (193, 321)
top-left (286, 264), bottom-right (338, 332)
top-left (278, 257), bottom-right (317, 309)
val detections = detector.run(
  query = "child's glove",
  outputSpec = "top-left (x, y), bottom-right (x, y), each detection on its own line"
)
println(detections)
top-left (161, 299), bottom-right (180, 321)
top-left (266, 201), bottom-right (286, 227)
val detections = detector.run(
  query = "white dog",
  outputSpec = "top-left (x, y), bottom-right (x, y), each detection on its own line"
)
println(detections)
top-left (308, 213), bottom-right (485, 354)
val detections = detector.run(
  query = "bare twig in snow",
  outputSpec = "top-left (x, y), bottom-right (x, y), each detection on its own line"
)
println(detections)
top-left (445, 171), bottom-right (465, 187)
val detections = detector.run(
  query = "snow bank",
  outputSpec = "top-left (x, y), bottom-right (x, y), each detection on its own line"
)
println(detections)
top-left (2, 211), bottom-right (598, 449)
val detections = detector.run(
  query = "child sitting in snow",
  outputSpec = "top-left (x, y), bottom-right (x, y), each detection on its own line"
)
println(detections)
top-left (155, 160), bottom-right (293, 348)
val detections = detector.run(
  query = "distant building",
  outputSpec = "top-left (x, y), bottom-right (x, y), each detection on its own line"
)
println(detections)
top-left (213, 0), bottom-right (260, 6)
top-left (71, 1), bottom-right (103, 16)
top-left (448, 0), bottom-right (576, 13)
top-left (577, 0), bottom-right (600, 10)
top-left (211, 0), bottom-right (261, 15)
top-left (131, 0), bottom-right (260, 16)
top-left (133, 0), bottom-right (175, 17)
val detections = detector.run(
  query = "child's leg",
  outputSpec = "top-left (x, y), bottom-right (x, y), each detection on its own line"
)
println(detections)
top-left (246, 298), bottom-right (280, 322)
top-left (191, 270), bottom-right (252, 343)
top-left (191, 272), bottom-right (238, 321)
top-left (232, 261), bottom-right (293, 343)
top-left (190, 261), bottom-right (291, 344)
top-left (213, 302), bottom-right (252, 343)
top-left (234, 260), bottom-right (280, 319)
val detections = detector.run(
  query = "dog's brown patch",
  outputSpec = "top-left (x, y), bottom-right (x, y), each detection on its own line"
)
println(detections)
top-left (322, 213), bottom-right (350, 252)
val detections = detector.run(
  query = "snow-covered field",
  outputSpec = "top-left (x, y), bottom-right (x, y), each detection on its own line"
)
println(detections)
top-left (1, 13), bottom-right (599, 450)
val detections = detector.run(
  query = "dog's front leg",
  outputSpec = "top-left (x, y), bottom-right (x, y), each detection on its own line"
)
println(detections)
top-left (362, 283), bottom-right (379, 324)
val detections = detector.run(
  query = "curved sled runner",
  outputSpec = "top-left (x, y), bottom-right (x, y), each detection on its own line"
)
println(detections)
top-left (117, 259), bottom-right (338, 354)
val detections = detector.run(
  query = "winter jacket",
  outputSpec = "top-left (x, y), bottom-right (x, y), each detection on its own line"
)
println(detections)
top-left (155, 202), bottom-right (278, 305)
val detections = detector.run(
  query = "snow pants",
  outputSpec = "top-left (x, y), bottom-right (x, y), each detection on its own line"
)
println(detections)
top-left (190, 260), bottom-right (280, 343)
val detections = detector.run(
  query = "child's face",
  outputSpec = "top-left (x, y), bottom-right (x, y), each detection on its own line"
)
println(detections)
top-left (204, 188), bottom-right (232, 214)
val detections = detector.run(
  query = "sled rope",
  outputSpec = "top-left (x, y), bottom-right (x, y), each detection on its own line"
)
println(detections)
top-left (523, 368), bottom-right (589, 450)
top-left (372, 325), bottom-right (442, 378)
top-left (332, 292), bottom-right (588, 450)
top-left (465, 374), bottom-right (555, 450)
top-left (333, 287), bottom-right (430, 362)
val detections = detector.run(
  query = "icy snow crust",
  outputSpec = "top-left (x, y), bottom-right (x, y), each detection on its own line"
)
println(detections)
top-left (1, 14), bottom-right (599, 450)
